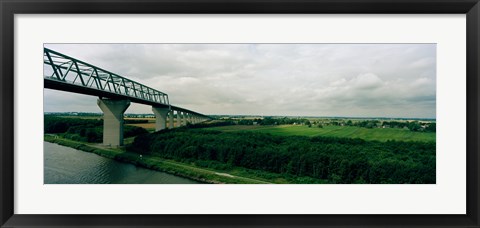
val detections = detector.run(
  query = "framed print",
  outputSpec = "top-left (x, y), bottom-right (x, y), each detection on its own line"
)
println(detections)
top-left (1, 0), bottom-right (479, 227)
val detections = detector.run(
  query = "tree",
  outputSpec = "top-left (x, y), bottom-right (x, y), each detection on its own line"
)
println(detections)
top-left (306, 121), bottom-right (312, 127)
top-left (425, 123), bottom-right (436, 132)
top-left (407, 121), bottom-right (422, 132)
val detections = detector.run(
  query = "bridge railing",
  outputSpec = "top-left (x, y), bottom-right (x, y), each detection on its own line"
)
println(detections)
top-left (43, 48), bottom-right (170, 106)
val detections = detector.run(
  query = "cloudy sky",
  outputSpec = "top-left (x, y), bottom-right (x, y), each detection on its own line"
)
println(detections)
top-left (44, 43), bottom-right (436, 118)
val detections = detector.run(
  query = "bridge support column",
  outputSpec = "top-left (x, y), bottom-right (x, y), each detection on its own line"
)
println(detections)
top-left (186, 113), bottom-right (191, 125)
top-left (152, 106), bottom-right (170, 131)
top-left (176, 110), bottom-right (182, 127)
top-left (181, 112), bottom-right (186, 126)
top-left (97, 98), bottom-right (130, 147)
top-left (168, 111), bottom-right (174, 129)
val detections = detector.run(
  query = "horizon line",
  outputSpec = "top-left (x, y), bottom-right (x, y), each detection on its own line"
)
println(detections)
top-left (44, 111), bottom-right (436, 120)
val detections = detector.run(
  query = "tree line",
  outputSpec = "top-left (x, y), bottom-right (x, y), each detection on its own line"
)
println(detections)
top-left (130, 128), bottom-right (435, 184)
top-left (216, 117), bottom-right (436, 132)
top-left (44, 116), bottom-right (148, 143)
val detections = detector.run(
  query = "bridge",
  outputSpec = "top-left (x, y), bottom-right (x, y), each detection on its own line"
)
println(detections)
top-left (44, 47), bottom-right (211, 147)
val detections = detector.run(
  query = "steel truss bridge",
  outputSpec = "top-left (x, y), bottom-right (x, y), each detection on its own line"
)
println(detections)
top-left (44, 47), bottom-right (211, 146)
top-left (43, 47), bottom-right (210, 117)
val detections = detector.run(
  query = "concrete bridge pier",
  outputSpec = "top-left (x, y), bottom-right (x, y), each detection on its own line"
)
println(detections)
top-left (185, 113), bottom-right (191, 125)
top-left (181, 112), bottom-right (187, 126)
top-left (176, 110), bottom-right (182, 127)
top-left (152, 106), bottom-right (170, 131)
top-left (97, 98), bottom-right (130, 147)
top-left (168, 110), bottom-right (174, 129)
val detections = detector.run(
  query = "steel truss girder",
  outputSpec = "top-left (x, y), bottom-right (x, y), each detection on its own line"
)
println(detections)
top-left (43, 47), bottom-right (170, 106)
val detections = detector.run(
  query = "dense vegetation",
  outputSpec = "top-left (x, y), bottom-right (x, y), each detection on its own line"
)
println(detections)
top-left (44, 116), bottom-right (148, 143)
top-left (130, 128), bottom-right (435, 184)
top-left (381, 121), bottom-right (435, 132)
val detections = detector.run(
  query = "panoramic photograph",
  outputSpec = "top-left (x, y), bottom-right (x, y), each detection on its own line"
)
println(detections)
top-left (43, 43), bottom-right (436, 184)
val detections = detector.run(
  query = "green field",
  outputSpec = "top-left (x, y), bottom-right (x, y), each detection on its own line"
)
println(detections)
top-left (203, 125), bottom-right (436, 142)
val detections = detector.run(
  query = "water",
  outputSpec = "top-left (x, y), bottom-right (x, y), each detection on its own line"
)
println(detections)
top-left (44, 142), bottom-right (201, 184)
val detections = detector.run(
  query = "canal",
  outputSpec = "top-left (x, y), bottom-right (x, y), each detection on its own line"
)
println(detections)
top-left (44, 141), bottom-right (201, 184)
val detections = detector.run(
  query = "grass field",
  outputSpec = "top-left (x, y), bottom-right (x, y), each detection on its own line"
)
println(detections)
top-left (126, 123), bottom-right (156, 131)
top-left (126, 122), bottom-right (185, 131)
top-left (58, 116), bottom-right (101, 120)
top-left (203, 125), bottom-right (436, 142)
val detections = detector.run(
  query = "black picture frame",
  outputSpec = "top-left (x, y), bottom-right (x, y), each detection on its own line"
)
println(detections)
top-left (1, 0), bottom-right (479, 227)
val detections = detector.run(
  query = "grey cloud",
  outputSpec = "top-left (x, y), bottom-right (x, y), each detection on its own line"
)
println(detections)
top-left (44, 44), bottom-right (436, 118)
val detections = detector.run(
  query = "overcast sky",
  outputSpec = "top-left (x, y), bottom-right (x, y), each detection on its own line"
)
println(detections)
top-left (44, 44), bottom-right (436, 118)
